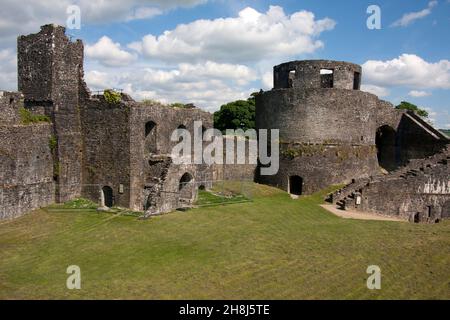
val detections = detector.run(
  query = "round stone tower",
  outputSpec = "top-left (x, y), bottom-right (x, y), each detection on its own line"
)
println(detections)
top-left (256, 60), bottom-right (383, 195)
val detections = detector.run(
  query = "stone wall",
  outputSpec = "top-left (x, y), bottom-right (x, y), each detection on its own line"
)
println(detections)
top-left (0, 124), bottom-right (54, 219)
top-left (80, 96), bottom-right (131, 208)
top-left (341, 147), bottom-right (450, 222)
top-left (273, 60), bottom-right (362, 90)
top-left (18, 24), bottom-right (85, 203)
top-left (129, 102), bottom-right (214, 212)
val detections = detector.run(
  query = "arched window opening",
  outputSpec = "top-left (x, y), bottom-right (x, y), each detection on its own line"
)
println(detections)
top-left (179, 172), bottom-right (194, 200)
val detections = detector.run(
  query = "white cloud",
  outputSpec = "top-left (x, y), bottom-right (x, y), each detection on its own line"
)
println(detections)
top-left (128, 5), bottom-right (336, 63)
top-left (362, 54), bottom-right (450, 89)
top-left (0, 0), bottom-right (208, 47)
top-left (360, 84), bottom-right (390, 97)
top-left (85, 36), bottom-right (137, 67)
top-left (391, 1), bottom-right (438, 27)
top-left (85, 61), bottom-right (258, 110)
top-left (262, 72), bottom-right (273, 89)
top-left (0, 49), bottom-right (17, 91)
top-left (408, 90), bottom-right (431, 97)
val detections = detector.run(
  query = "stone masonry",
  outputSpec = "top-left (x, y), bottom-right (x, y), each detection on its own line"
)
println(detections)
top-left (0, 25), bottom-right (448, 222)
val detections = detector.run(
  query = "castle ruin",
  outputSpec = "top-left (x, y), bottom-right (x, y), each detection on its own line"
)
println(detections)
top-left (0, 25), bottom-right (449, 223)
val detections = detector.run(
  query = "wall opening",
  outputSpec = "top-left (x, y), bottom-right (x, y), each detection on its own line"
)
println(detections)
top-left (289, 175), bottom-right (303, 196)
top-left (320, 69), bottom-right (334, 88)
top-left (426, 205), bottom-right (432, 218)
top-left (177, 124), bottom-right (187, 142)
top-left (179, 172), bottom-right (194, 200)
top-left (288, 70), bottom-right (296, 88)
top-left (102, 186), bottom-right (113, 208)
top-left (145, 121), bottom-right (157, 153)
top-left (353, 72), bottom-right (361, 90)
top-left (375, 125), bottom-right (397, 171)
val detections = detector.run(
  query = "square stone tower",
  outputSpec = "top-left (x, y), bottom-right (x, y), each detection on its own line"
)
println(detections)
top-left (17, 24), bottom-right (86, 202)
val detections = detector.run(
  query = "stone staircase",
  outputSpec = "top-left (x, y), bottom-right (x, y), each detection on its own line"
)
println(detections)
top-left (326, 145), bottom-right (450, 209)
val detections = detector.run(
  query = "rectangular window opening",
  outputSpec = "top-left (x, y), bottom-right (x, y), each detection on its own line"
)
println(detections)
top-left (320, 69), bottom-right (334, 88)
top-left (288, 69), bottom-right (296, 88)
top-left (353, 71), bottom-right (361, 90)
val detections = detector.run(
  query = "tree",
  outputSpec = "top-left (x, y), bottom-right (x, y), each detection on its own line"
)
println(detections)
top-left (213, 93), bottom-right (258, 132)
top-left (395, 101), bottom-right (428, 117)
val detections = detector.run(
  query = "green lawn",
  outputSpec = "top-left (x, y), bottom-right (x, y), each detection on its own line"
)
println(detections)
top-left (0, 183), bottom-right (449, 299)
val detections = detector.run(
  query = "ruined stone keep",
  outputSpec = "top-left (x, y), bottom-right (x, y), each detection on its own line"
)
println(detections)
top-left (256, 60), bottom-right (449, 222)
top-left (0, 25), bottom-right (449, 223)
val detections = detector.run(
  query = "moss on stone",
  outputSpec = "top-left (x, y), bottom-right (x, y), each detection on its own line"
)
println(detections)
top-left (104, 89), bottom-right (122, 104)
top-left (19, 107), bottom-right (51, 125)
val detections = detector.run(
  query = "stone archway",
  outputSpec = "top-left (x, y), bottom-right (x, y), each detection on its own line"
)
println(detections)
top-left (179, 172), bottom-right (194, 201)
top-left (376, 125), bottom-right (397, 171)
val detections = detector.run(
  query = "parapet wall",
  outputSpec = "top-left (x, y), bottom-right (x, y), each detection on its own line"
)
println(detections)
top-left (273, 60), bottom-right (362, 90)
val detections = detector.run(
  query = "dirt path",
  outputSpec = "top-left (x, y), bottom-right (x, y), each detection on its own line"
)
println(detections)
top-left (320, 204), bottom-right (405, 222)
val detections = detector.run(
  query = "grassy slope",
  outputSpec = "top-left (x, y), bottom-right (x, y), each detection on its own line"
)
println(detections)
top-left (0, 184), bottom-right (449, 299)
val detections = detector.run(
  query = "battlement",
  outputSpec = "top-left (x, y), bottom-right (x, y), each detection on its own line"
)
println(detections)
top-left (273, 60), bottom-right (362, 90)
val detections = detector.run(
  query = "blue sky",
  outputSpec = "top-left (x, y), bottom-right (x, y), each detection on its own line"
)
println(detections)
top-left (0, 0), bottom-right (449, 128)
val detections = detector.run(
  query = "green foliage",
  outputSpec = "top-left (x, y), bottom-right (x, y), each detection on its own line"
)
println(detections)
top-left (19, 107), bottom-right (51, 125)
top-left (104, 89), bottom-right (122, 104)
top-left (48, 135), bottom-right (57, 151)
top-left (282, 144), bottom-right (326, 159)
top-left (395, 101), bottom-right (428, 117)
top-left (213, 93), bottom-right (258, 133)
top-left (169, 102), bottom-right (192, 109)
top-left (142, 99), bottom-right (164, 106)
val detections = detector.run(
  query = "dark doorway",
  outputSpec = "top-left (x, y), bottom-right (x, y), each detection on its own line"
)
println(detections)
top-left (376, 125), bottom-right (397, 171)
top-left (145, 121), bottom-right (157, 153)
top-left (353, 72), bottom-right (361, 90)
top-left (289, 175), bottom-right (303, 196)
top-left (102, 186), bottom-right (113, 208)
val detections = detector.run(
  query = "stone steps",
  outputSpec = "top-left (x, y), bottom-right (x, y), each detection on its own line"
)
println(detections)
top-left (326, 145), bottom-right (450, 209)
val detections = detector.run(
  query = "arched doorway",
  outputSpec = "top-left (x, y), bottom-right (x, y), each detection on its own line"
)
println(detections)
top-left (376, 125), bottom-right (397, 171)
top-left (289, 175), bottom-right (303, 196)
top-left (102, 186), bottom-right (113, 208)
top-left (145, 121), bottom-right (157, 153)
top-left (179, 172), bottom-right (194, 200)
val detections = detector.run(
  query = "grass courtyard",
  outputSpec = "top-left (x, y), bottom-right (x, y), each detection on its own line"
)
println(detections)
top-left (0, 183), bottom-right (449, 299)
